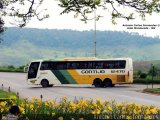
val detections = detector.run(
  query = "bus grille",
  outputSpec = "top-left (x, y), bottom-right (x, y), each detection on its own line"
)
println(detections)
top-left (117, 75), bottom-right (125, 82)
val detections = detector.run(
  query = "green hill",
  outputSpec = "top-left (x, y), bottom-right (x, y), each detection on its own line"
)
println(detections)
top-left (0, 27), bottom-right (160, 66)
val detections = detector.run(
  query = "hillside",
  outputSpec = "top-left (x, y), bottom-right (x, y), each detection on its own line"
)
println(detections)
top-left (0, 27), bottom-right (160, 66)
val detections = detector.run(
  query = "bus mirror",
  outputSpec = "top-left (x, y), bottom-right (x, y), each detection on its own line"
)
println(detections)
top-left (24, 66), bottom-right (29, 72)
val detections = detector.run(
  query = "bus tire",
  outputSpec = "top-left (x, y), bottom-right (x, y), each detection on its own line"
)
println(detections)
top-left (93, 78), bottom-right (102, 87)
top-left (111, 84), bottom-right (115, 87)
top-left (49, 84), bottom-right (53, 87)
top-left (41, 79), bottom-right (49, 88)
top-left (103, 79), bottom-right (112, 87)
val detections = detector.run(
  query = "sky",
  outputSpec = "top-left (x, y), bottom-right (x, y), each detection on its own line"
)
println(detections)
top-left (4, 0), bottom-right (160, 37)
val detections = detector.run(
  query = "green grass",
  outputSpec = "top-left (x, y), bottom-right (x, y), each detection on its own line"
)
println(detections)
top-left (0, 90), bottom-right (17, 98)
top-left (143, 88), bottom-right (160, 94)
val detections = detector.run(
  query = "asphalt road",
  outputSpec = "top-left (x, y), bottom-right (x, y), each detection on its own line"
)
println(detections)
top-left (0, 72), bottom-right (160, 106)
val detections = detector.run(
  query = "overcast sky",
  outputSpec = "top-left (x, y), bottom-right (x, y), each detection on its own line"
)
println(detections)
top-left (4, 0), bottom-right (160, 37)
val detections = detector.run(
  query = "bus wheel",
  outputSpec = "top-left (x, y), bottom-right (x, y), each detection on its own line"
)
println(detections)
top-left (49, 84), bottom-right (53, 87)
top-left (103, 79), bottom-right (112, 87)
top-left (111, 84), bottom-right (115, 87)
top-left (93, 78), bottom-right (102, 87)
top-left (41, 79), bottom-right (49, 88)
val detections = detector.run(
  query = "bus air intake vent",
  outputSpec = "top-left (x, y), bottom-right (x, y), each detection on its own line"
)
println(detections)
top-left (117, 75), bottom-right (125, 82)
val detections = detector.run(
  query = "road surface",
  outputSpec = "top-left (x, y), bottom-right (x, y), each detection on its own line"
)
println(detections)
top-left (0, 72), bottom-right (160, 106)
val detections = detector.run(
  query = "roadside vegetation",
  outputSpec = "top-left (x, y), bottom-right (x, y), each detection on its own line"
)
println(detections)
top-left (0, 90), bottom-right (16, 99)
top-left (133, 63), bottom-right (160, 84)
top-left (0, 65), bottom-right (25, 72)
top-left (143, 88), bottom-right (160, 94)
top-left (0, 90), bottom-right (160, 120)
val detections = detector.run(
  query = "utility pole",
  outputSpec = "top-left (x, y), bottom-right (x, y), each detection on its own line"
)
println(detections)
top-left (151, 64), bottom-right (154, 88)
top-left (94, 8), bottom-right (97, 57)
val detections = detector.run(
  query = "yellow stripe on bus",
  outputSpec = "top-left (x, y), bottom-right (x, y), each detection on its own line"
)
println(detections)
top-left (67, 70), bottom-right (128, 84)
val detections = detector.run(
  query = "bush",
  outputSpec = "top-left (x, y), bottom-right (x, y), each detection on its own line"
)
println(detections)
top-left (140, 73), bottom-right (147, 79)
top-left (133, 79), bottom-right (160, 84)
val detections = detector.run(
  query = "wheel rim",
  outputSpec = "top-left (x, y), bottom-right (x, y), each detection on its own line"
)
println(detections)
top-left (103, 81), bottom-right (111, 87)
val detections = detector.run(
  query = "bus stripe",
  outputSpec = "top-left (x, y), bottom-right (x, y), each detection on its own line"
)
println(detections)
top-left (51, 70), bottom-right (77, 84)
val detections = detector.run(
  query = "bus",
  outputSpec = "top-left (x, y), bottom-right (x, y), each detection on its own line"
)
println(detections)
top-left (26, 57), bottom-right (133, 87)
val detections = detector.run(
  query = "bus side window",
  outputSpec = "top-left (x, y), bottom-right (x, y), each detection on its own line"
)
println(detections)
top-left (40, 62), bottom-right (52, 70)
top-left (120, 61), bottom-right (126, 68)
top-left (96, 62), bottom-right (103, 69)
top-left (40, 64), bottom-right (45, 70)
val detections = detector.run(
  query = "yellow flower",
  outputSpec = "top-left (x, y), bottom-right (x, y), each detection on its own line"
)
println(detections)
top-left (62, 96), bottom-right (67, 100)
top-left (144, 116), bottom-right (151, 120)
top-left (157, 107), bottom-right (160, 112)
top-left (29, 104), bottom-right (34, 110)
top-left (44, 101), bottom-right (49, 106)
top-left (20, 103), bottom-right (25, 108)
top-left (79, 118), bottom-right (84, 120)
top-left (92, 111), bottom-right (96, 115)
top-left (133, 109), bottom-right (137, 114)
top-left (103, 109), bottom-right (108, 113)
top-left (58, 116), bottom-right (63, 120)
top-left (92, 109), bottom-right (100, 115)
top-left (52, 112), bottom-right (55, 117)
top-left (107, 105), bottom-right (112, 111)
top-left (0, 101), bottom-right (7, 107)
top-left (0, 108), bottom-right (4, 112)
top-left (70, 101), bottom-right (76, 110)
top-left (150, 108), bottom-right (157, 114)
top-left (32, 96), bottom-right (37, 101)
top-left (96, 98), bottom-right (104, 106)
top-left (48, 100), bottom-right (55, 106)
top-left (126, 116), bottom-right (132, 119)
top-left (19, 106), bottom-right (25, 114)
top-left (145, 109), bottom-right (150, 115)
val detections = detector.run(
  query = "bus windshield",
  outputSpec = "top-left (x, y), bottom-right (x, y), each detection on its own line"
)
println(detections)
top-left (28, 62), bottom-right (40, 79)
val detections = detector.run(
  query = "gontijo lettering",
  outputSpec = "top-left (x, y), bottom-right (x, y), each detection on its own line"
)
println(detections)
top-left (81, 70), bottom-right (105, 74)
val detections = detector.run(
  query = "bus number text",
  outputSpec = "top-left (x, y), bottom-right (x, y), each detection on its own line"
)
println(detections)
top-left (111, 70), bottom-right (125, 73)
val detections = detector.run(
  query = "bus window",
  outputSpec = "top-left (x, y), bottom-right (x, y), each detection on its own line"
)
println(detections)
top-left (103, 61), bottom-right (114, 69)
top-left (115, 60), bottom-right (126, 69)
top-left (28, 62), bottom-right (40, 79)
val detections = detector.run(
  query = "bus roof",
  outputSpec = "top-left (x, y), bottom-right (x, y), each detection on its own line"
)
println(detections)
top-left (30, 57), bottom-right (132, 63)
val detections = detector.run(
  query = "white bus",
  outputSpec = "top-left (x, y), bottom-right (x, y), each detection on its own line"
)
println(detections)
top-left (26, 57), bottom-right (133, 87)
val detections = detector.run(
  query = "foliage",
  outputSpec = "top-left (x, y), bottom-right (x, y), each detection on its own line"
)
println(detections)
top-left (59, 0), bottom-right (160, 23)
top-left (148, 65), bottom-right (158, 77)
top-left (133, 79), bottom-right (160, 84)
top-left (0, 0), bottom-right (160, 29)
top-left (0, 65), bottom-right (25, 72)
top-left (140, 73), bottom-right (147, 79)
top-left (0, 0), bottom-right (49, 27)
top-left (0, 90), bottom-right (16, 98)
top-left (0, 96), bottom-right (160, 120)
top-left (0, 18), bottom-right (4, 43)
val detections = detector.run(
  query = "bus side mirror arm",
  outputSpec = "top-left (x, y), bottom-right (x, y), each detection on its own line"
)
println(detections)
top-left (24, 66), bottom-right (29, 72)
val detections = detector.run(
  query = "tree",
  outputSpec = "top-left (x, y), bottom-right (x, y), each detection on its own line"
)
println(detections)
top-left (0, 18), bottom-right (4, 42)
top-left (0, 0), bottom-right (49, 29)
top-left (148, 65), bottom-right (158, 77)
top-left (0, 0), bottom-right (160, 30)
top-left (0, 1), bottom-right (4, 35)
top-left (58, 0), bottom-right (160, 23)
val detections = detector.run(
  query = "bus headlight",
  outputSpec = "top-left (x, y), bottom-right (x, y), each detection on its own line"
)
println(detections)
top-left (30, 80), bottom-right (37, 84)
